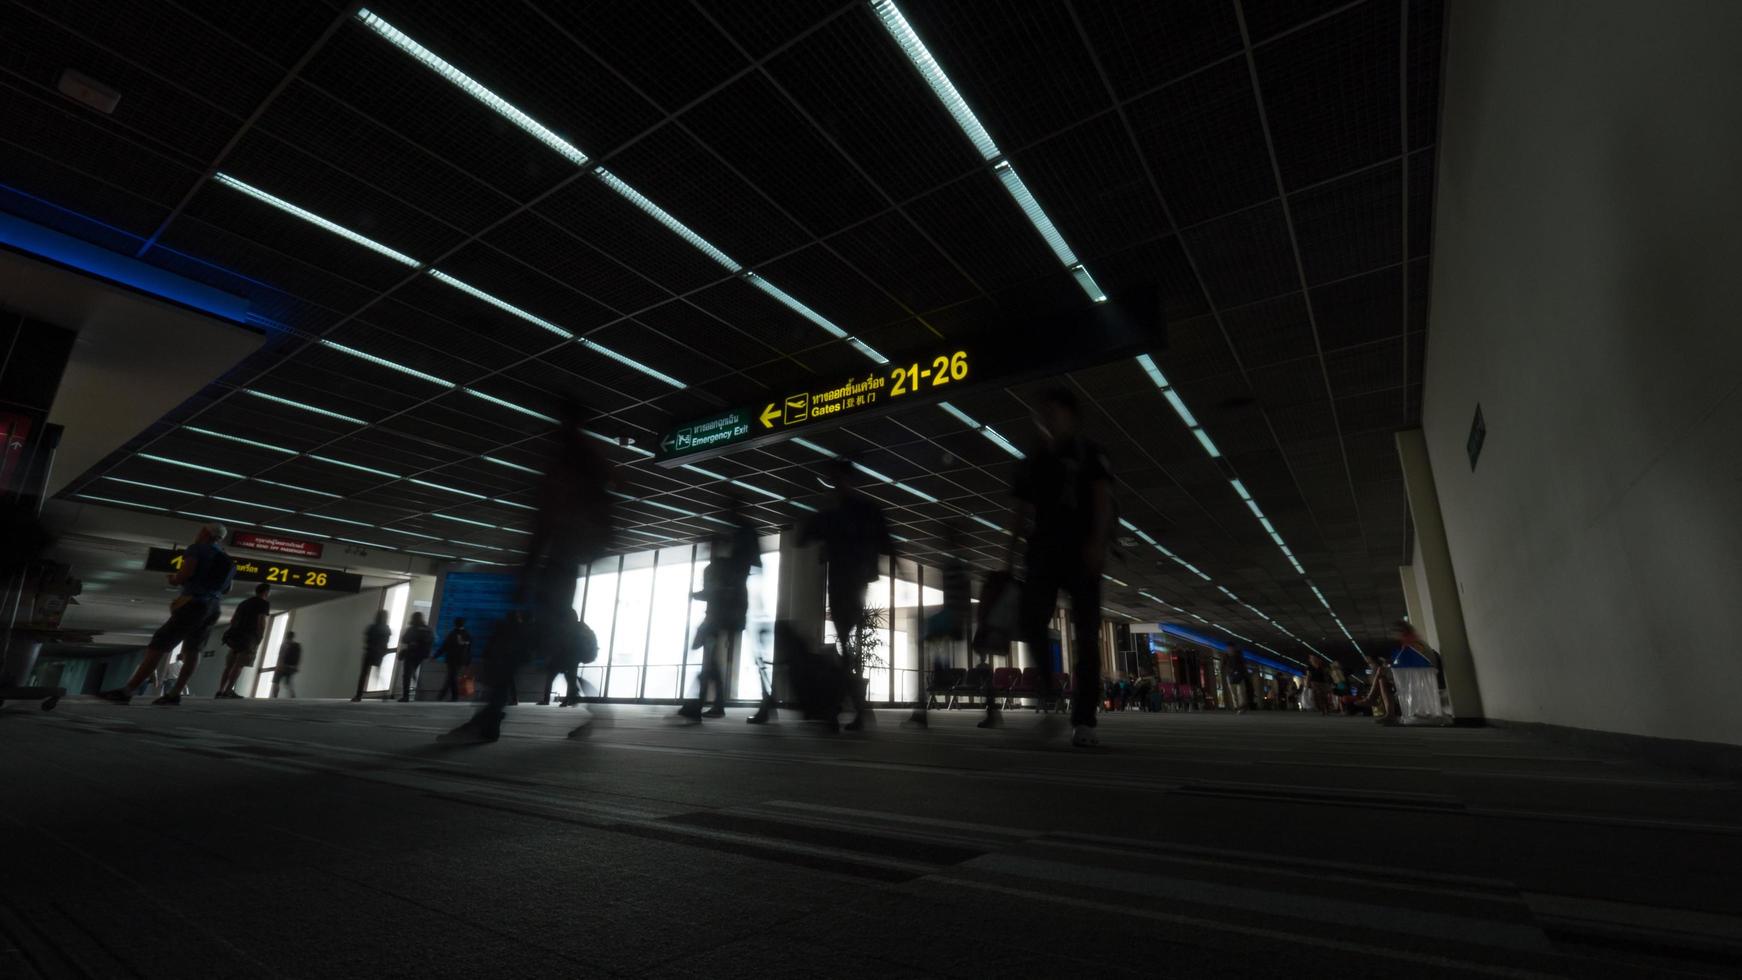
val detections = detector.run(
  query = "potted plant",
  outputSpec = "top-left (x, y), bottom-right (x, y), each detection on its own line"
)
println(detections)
top-left (845, 604), bottom-right (888, 703)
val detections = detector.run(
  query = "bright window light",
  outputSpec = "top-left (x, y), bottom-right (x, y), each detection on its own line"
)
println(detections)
top-left (847, 337), bottom-right (890, 365)
top-left (253, 478), bottom-right (342, 499)
top-left (593, 168), bottom-right (739, 271)
top-left (431, 513), bottom-right (498, 529)
top-left (1135, 353), bottom-right (1170, 389)
top-left (1068, 264), bottom-right (1108, 303)
top-left (871, 0), bottom-right (1000, 161)
top-left (319, 340), bottom-right (455, 388)
top-left (75, 494), bottom-right (168, 512)
top-left (791, 437), bottom-right (835, 457)
top-left (102, 476), bottom-right (197, 496)
top-left (730, 479), bottom-right (785, 502)
top-left (428, 270), bottom-right (571, 339)
top-left (484, 456), bottom-right (542, 475)
top-left (579, 337), bottom-right (686, 388)
top-left (307, 513), bottom-right (373, 527)
top-left (310, 455), bottom-right (401, 480)
top-left (1163, 390), bottom-right (1198, 428)
top-left (184, 426), bottom-right (296, 455)
top-left (744, 273), bottom-right (849, 340)
top-left (463, 388), bottom-right (556, 423)
top-left (1193, 428), bottom-right (1222, 458)
top-left (354, 10), bottom-right (590, 167)
top-left (992, 162), bottom-right (1077, 266)
top-left (212, 173), bottom-right (420, 267)
top-left (245, 389), bottom-right (365, 425)
top-left (211, 495), bottom-right (295, 513)
top-left (262, 524), bottom-right (330, 539)
top-left (683, 464), bottom-right (727, 481)
top-left (138, 453), bottom-right (242, 478)
top-left (409, 478), bottom-right (487, 500)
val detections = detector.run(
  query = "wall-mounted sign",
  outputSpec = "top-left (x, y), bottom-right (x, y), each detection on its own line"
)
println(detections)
top-left (654, 289), bottom-right (1161, 465)
top-left (146, 547), bottom-right (362, 593)
top-left (232, 531), bottom-right (323, 559)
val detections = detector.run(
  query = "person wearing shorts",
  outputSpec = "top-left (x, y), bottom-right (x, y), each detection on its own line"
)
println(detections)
top-left (100, 522), bottom-right (234, 705)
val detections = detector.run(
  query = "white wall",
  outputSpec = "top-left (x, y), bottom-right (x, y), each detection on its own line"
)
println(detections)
top-left (1424, 1), bottom-right (1742, 745)
top-left (277, 589), bottom-right (389, 699)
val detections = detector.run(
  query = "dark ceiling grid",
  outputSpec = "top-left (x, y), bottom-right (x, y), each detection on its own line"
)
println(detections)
top-left (10, 1), bottom-right (1442, 651)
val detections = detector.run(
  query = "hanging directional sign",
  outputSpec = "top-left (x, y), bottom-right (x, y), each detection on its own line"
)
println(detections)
top-left (654, 288), bottom-right (1160, 466)
top-left (145, 547), bottom-right (364, 593)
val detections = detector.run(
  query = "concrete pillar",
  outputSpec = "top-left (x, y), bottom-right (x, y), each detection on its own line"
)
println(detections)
top-left (1396, 428), bottom-right (1484, 719)
top-left (773, 529), bottom-right (824, 703)
top-left (1398, 563), bottom-right (1425, 632)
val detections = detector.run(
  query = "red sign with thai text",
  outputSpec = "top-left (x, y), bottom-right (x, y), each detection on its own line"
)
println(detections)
top-left (232, 531), bottom-right (323, 559)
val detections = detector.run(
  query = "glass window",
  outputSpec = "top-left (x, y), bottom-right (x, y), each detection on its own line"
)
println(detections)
top-left (250, 613), bottom-right (291, 698)
top-left (644, 545), bottom-right (695, 700)
top-left (607, 551), bottom-right (655, 698)
top-left (372, 582), bottom-right (411, 691)
top-left (579, 556), bottom-right (619, 697)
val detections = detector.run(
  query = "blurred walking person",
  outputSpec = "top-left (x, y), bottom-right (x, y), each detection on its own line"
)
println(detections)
top-left (101, 522), bottom-right (234, 705)
top-left (215, 583), bottom-right (271, 699)
top-left (351, 609), bottom-right (392, 702)
top-left (271, 631), bottom-right (302, 698)
top-left (1305, 653), bottom-right (1332, 716)
top-left (913, 530), bottom-right (972, 727)
top-left (679, 497), bottom-right (759, 723)
top-left (437, 617), bottom-right (473, 701)
top-left (1226, 647), bottom-right (1256, 714)
top-left (441, 400), bottom-right (614, 743)
top-left (984, 389), bottom-right (1113, 747)
top-left (541, 610), bottom-right (596, 707)
top-left (398, 611), bottom-right (435, 701)
top-left (800, 459), bottom-right (894, 732)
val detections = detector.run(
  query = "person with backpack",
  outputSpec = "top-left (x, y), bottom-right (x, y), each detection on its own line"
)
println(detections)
top-left (678, 497), bottom-right (759, 723)
top-left (982, 389), bottom-right (1114, 747)
top-left (101, 522), bottom-right (235, 705)
top-left (436, 617), bottom-right (473, 701)
top-left (397, 611), bottom-right (435, 702)
top-left (541, 609), bottom-right (595, 707)
top-left (214, 583), bottom-right (271, 699)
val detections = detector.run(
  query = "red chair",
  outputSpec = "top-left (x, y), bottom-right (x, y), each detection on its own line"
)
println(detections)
top-left (990, 667), bottom-right (1020, 707)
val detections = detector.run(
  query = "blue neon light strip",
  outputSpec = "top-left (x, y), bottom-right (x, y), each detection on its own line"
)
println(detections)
top-left (1157, 623), bottom-right (1304, 677)
top-left (0, 211), bottom-right (249, 324)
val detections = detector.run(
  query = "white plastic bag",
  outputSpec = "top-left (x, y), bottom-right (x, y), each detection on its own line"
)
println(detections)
top-left (1392, 667), bottom-right (1449, 725)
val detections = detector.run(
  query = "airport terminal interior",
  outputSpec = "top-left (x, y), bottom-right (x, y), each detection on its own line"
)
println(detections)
top-left (4, 1), bottom-right (1741, 976)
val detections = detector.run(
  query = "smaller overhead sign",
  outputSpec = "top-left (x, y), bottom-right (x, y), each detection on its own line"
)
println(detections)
top-left (232, 531), bottom-right (323, 559)
top-left (146, 548), bottom-right (362, 593)
top-left (659, 408), bottom-right (754, 456)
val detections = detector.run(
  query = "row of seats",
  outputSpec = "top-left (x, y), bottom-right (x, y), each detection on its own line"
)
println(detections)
top-left (926, 666), bottom-right (1071, 712)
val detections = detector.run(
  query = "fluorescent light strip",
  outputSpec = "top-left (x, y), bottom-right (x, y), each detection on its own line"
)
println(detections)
top-left (431, 513), bottom-right (498, 530)
top-left (184, 426), bottom-right (295, 455)
top-left (492, 498), bottom-right (536, 511)
top-left (179, 510), bottom-right (250, 526)
top-left (683, 464), bottom-right (727, 481)
top-left (1068, 264), bottom-right (1108, 304)
top-left (622, 527), bottom-right (668, 540)
top-left (407, 549), bottom-right (457, 560)
top-left (484, 456), bottom-right (542, 475)
top-left (846, 337), bottom-right (889, 365)
top-left (744, 273), bottom-right (849, 339)
top-left (789, 501), bottom-right (818, 512)
top-left (463, 388), bottom-right (555, 423)
top-left (75, 494), bottom-right (168, 512)
top-left (408, 478), bottom-right (487, 500)
top-left (969, 515), bottom-right (1002, 532)
top-left (427, 270), bottom-right (571, 339)
top-left (381, 527), bottom-right (442, 540)
top-left (137, 453), bottom-right (243, 478)
top-left (980, 426), bottom-right (1025, 459)
top-left (791, 437), bottom-right (835, 458)
top-left (253, 478), bottom-right (342, 499)
top-left (730, 479), bottom-right (785, 502)
top-left (593, 168), bottom-right (738, 270)
top-left (211, 495), bottom-right (296, 514)
top-left (637, 498), bottom-right (698, 518)
top-left (1193, 429), bottom-right (1222, 458)
top-left (852, 462), bottom-right (895, 484)
top-left (892, 481), bottom-right (937, 503)
top-left (1230, 479), bottom-right (1252, 501)
top-left (337, 537), bottom-right (394, 550)
top-left (448, 540), bottom-right (508, 552)
top-left (871, 0), bottom-right (1000, 161)
top-left (354, 10), bottom-right (589, 166)
top-left (102, 476), bottom-right (198, 496)
top-left (212, 173), bottom-right (419, 266)
top-left (245, 390), bottom-right (365, 425)
top-left (262, 524), bottom-right (329, 539)
top-left (1245, 500), bottom-right (1265, 520)
top-left (320, 340), bottom-right (455, 388)
top-left (1135, 353), bottom-right (1169, 389)
top-left (938, 401), bottom-right (978, 428)
top-left (992, 162), bottom-right (1077, 266)
top-left (579, 337), bottom-right (686, 388)
top-left (1103, 574), bottom-right (1129, 587)
top-left (310, 455), bottom-right (401, 480)
top-left (307, 514), bottom-right (373, 528)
